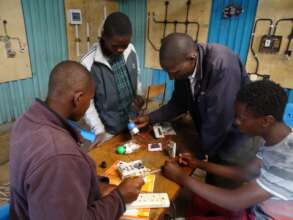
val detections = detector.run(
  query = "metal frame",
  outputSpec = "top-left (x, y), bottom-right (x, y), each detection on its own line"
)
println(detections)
top-left (147, 0), bottom-right (200, 51)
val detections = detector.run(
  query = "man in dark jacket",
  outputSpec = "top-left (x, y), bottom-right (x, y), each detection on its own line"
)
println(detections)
top-left (9, 61), bottom-right (144, 220)
top-left (136, 33), bottom-right (258, 166)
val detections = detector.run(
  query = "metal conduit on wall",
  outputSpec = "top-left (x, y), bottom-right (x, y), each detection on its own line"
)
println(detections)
top-left (207, 0), bottom-right (293, 102)
top-left (119, 0), bottom-right (260, 101)
top-left (1, 0), bottom-right (292, 124)
top-left (119, 0), bottom-right (174, 101)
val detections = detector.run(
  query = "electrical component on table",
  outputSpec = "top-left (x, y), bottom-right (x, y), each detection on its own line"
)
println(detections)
top-left (117, 160), bottom-right (151, 179)
top-left (166, 140), bottom-right (176, 158)
top-left (116, 142), bottom-right (141, 155)
top-left (128, 121), bottom-right (140, 136)
top-left (148, 143), bottom-right (163, 152)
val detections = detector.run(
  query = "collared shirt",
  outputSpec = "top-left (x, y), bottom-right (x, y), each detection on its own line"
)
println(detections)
top-left (188, 58), bottom-right (198, 98)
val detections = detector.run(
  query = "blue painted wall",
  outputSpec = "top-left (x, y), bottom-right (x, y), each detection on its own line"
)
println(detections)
top-left (207, 0), bottom-right (258, 64)
top-left (0, 0), bottom-right (68, 123)
top-left (206, 0), bottom-right (293, 102)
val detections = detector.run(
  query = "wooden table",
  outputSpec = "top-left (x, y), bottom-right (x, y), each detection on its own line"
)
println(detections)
top-left (88, 121), bottom-right (197, 220)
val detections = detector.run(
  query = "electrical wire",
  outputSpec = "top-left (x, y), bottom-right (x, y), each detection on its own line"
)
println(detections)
top-left (250, 18), bottom-right (273, 76)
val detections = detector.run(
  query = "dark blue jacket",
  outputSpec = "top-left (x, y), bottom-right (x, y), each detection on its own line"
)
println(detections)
top-left (150, 43), bottom-right (249, 158)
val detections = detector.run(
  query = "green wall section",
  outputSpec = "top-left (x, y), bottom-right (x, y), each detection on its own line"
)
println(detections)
top-left (0, 0), bottom-right (68, 123)
top-left (119, 0), bottom-right (154, 89)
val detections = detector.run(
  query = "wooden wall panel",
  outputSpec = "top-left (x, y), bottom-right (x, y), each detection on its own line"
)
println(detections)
top-left (145, 0), bottom-right (211, 69)
top-left (0, 0), bottom-right (31, 83)
top-left (64, 0), bottom-right (118, 61)
top-left (246, 0), bottom-right (293, 88)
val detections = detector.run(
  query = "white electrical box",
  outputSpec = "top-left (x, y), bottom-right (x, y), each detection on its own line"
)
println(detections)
top-left (68, 9), bottom-right (82, 25)
top-left (264, 39), bottom-right (271, 47)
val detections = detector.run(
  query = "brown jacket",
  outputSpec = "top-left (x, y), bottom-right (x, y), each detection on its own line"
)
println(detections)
top-left (9, 100), bottom-right (125, 220)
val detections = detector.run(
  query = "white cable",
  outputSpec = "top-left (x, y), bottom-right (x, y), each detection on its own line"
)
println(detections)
top-left (98, 5), bottom-right (107, 37)
top-left (103, 5), bottom-right (107, 19)
top-left (75, 24), bottom-right (80, 57)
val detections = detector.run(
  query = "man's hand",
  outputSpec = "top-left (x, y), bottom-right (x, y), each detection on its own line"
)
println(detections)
top-left (117, 177), bottom-right (144, 203)
top-left (99, 183), bottom-right (116, 197)
top-left (178, 153), bottom-right (201, 168)
top-left (162, 160), bottom-right (187, 185)
top-left (132, 95), bottom-right (145, 112)
top-left (134, 115), bottom-right (150, 128)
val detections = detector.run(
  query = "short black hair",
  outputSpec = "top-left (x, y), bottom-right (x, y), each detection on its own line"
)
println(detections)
top-left (160, 33), bottom-right (196, 65)
top-left (236, 80), bottom-right (287, 121)
top-left (48, 60), bottom-right (92, 98)
top-left (103, 12), bottom-right (132, 38)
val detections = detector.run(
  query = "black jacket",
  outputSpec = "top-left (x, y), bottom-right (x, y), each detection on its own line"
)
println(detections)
top-left (150, 43), bottom-right (249, 158)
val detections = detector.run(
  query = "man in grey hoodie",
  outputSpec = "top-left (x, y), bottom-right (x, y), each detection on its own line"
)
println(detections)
top-left (81, 12), bottom-right (144, 142)
top-left (9, 61), bottom-right (144, 220)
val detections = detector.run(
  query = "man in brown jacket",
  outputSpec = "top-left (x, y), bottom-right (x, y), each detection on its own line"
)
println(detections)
top-left (9, 61), bottom-right (144, 220)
